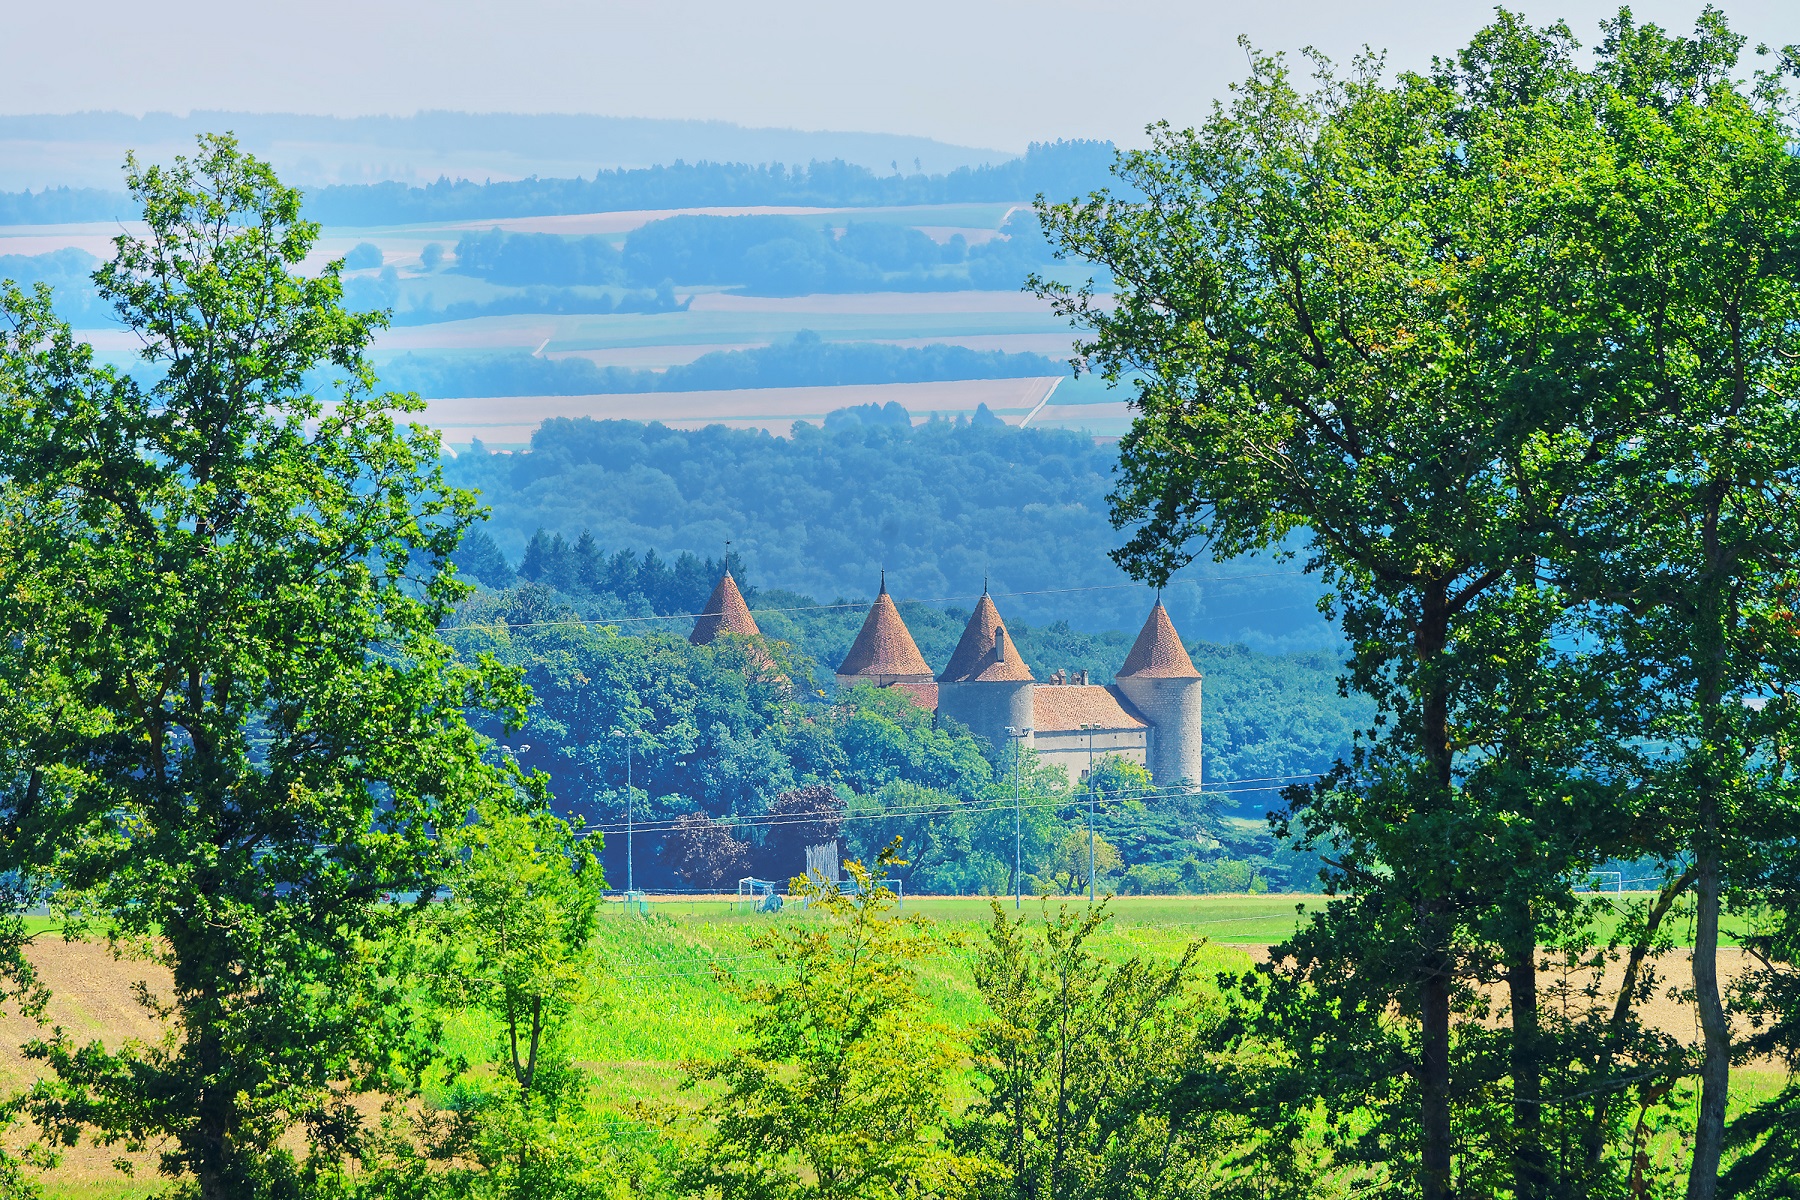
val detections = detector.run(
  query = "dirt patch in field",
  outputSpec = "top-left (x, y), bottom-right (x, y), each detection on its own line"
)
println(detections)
top-left (0, 937), bottom-right (173, 1089)
top-left (1226, 943), bottom-right (1761, 1052)
top-left (0, 938), bottom-right (173, 1191)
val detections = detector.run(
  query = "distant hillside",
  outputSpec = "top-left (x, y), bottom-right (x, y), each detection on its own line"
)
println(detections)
top-left (0, 139), bottom-right (1119, 227)
top-left (0, 110), bottom-right (1010, 193)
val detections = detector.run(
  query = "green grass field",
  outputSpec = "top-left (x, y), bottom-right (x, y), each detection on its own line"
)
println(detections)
top-left (18, 891), bottom-right (1764, 1199)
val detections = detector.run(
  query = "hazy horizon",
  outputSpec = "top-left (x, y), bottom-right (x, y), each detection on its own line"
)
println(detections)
top-left (6, 0), bottom-right (1791, 155)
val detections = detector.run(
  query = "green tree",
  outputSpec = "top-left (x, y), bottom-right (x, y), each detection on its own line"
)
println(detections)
top-left (1556, 14), bottom-right (1800, 1194)
top-left (674, 846), bottom-right (968, 1199)
top-left (1042, 828), bottom-right (1120, 896)
top-left (0, 136), bottom-right (526, 1199)
top-left (420, 802), bottom-right (607, 1199)
top-left (1035, 18), bottom-right (1635, 1196)
top-left (953, 902), bottom-right (1245, 1199)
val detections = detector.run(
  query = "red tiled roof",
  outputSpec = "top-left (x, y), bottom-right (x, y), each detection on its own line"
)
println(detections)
top-left (837, 579), bottom-right (933, 680)
top-left (1116, 601), bottom-right (1199, 679)
top-left (939, 592), bottom-right (1033, 683)
top-left (890, 681), bottom-right (939, 711)
top-left (690, 571), bottom-right (762, 645)
top-left (1032, 685), bottom-right (1148, 732)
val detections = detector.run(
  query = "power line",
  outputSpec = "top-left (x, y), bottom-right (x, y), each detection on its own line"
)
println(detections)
top-left (580, 774), bottom-right (1332, 837)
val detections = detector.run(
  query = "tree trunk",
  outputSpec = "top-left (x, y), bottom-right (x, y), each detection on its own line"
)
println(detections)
top-left (1688, 518), bottom-right (1733, 1200)
top-left (1417, 585), bottom-right (1456, 1200)
top-left (1687, 824), bottom-right (1730, 1200)
top-left (1507, 929), bottom-right (1546, 1200)
top-left (1421, 958), bottom-right (1454, 1200)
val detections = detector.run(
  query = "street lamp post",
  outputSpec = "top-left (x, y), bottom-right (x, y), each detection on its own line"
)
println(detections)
top-left (1005, 725), bottom-right (1032, 910)
top-left (609, 728), bottom-right (635, 898)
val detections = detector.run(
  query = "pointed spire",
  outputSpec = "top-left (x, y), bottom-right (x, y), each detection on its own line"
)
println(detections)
top-left (939, 592), bottom-right (1033, 683)
top-left (837, 581), bottom-right (932, 681)
top-left (1116, 600), bottom-right (1199, 679)
top-left (690, 569), bottom-right (762, 645)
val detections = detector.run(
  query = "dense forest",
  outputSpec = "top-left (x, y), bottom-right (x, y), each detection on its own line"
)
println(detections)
top-left (0, 138), bottom-right (1118, 226)
top-left (451, 528), bottom-right (1365, 794)
top-left (376, 332), bottom-right (1061, 398)
top-left (442, 414), bottom-right (1334, 651)
top-left (448, 210), bottom-right (1063, 294)
top-left (440, 577), bottom-right (1339, 898)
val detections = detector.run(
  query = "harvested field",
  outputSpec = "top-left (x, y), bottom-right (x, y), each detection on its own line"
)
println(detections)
top-left (1025, 400), bottom-right (1135, 437)
top-left (0, 227), bottom-right (135, 257)
top-left (686, 289), bottom-right (1058, 315)
top-left (432, 202), bottom-right (1018, 239)
top-left (543, 342), bottom-right (768, 368)
top-left (864, 332), bottom-right (1075, 355)
top-left (368, 303), bottom-right (1067, 358)
top-left (423, 377), bottom-right (1062, 446)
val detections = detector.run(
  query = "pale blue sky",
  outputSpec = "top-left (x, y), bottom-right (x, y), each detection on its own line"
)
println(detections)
top-left (3, 0), bottom-right (1791, 153)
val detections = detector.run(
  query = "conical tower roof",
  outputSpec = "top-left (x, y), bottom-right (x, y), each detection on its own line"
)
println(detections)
top-left (1116, 600), bottom-right (1199, 679)
top-left (939, 591), bottom-right (1033, 683)
top-left (838, 576), bottom-right (933, 680)
top-left (690, 570), bottom-right (762, 645)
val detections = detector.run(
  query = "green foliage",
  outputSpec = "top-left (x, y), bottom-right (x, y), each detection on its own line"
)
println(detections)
top-left (441, 414), bottom-right (1334, 649)
top-left (671, 847), bottom-right (971, 1199)
top-left (1029, 9), bottom-right (1800, 1197)
top-left (1041, 827), bottom-right (1121, 895)
top-left (412, 803), bottom-right (608, 1199)
top-left (0, 135), bottom-right (525, 1200)
top-left (512, 533), bottom-right (744, 617)
top-left (1551, 10), bottom-right (1800, 1188)
top-left (952, 902), bottom-right (1248, 1200)
top-left (455, 229), bottom-right (623, 287)
top-left (1036, 6), bottom-right (1800, 1197)
top-left (615, 212), bottom-right (1057, 294)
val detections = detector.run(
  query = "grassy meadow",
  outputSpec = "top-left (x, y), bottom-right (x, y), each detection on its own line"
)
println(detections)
top-left (12, 891), bottom-right (1770, 1199)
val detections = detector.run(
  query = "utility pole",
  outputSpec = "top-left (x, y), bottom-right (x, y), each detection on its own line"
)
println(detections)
top-left (610, 727), bottom-right (635, 900)
top-left (1005, 725), bottom-right (1031, 909)
top-left (1082, 722), bottom-right (1097, 904)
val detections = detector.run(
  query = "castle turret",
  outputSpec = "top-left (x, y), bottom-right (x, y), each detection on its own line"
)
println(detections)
top-left (690, 570), bottom-right (760, 645)
top-left (1111, 600), bottom-right (1203, 789)
top-left (836, 575), bottom-right (938, 709)
top-left (936, 591), bottom-right (1035, 758)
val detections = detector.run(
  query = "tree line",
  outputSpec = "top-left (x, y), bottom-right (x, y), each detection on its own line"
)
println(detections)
top-left (441, 415), bottom-right (1331, 648)
top-left (440, 567), bottom-right (1341, 894)
top-left (377, 332), bottom-right (1061, 399)
top-left (0, 139), bottom-right (1120, 227)
top-left (456, 525), bottom-right (1366, 791)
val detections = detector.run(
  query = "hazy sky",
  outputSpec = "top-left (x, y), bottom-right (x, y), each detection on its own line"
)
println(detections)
top-left (3, 0), bottom-right (1791, 152)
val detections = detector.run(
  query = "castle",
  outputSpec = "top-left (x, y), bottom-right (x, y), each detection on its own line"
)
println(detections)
top-left (692, 570), bottom-right (1203, 789)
